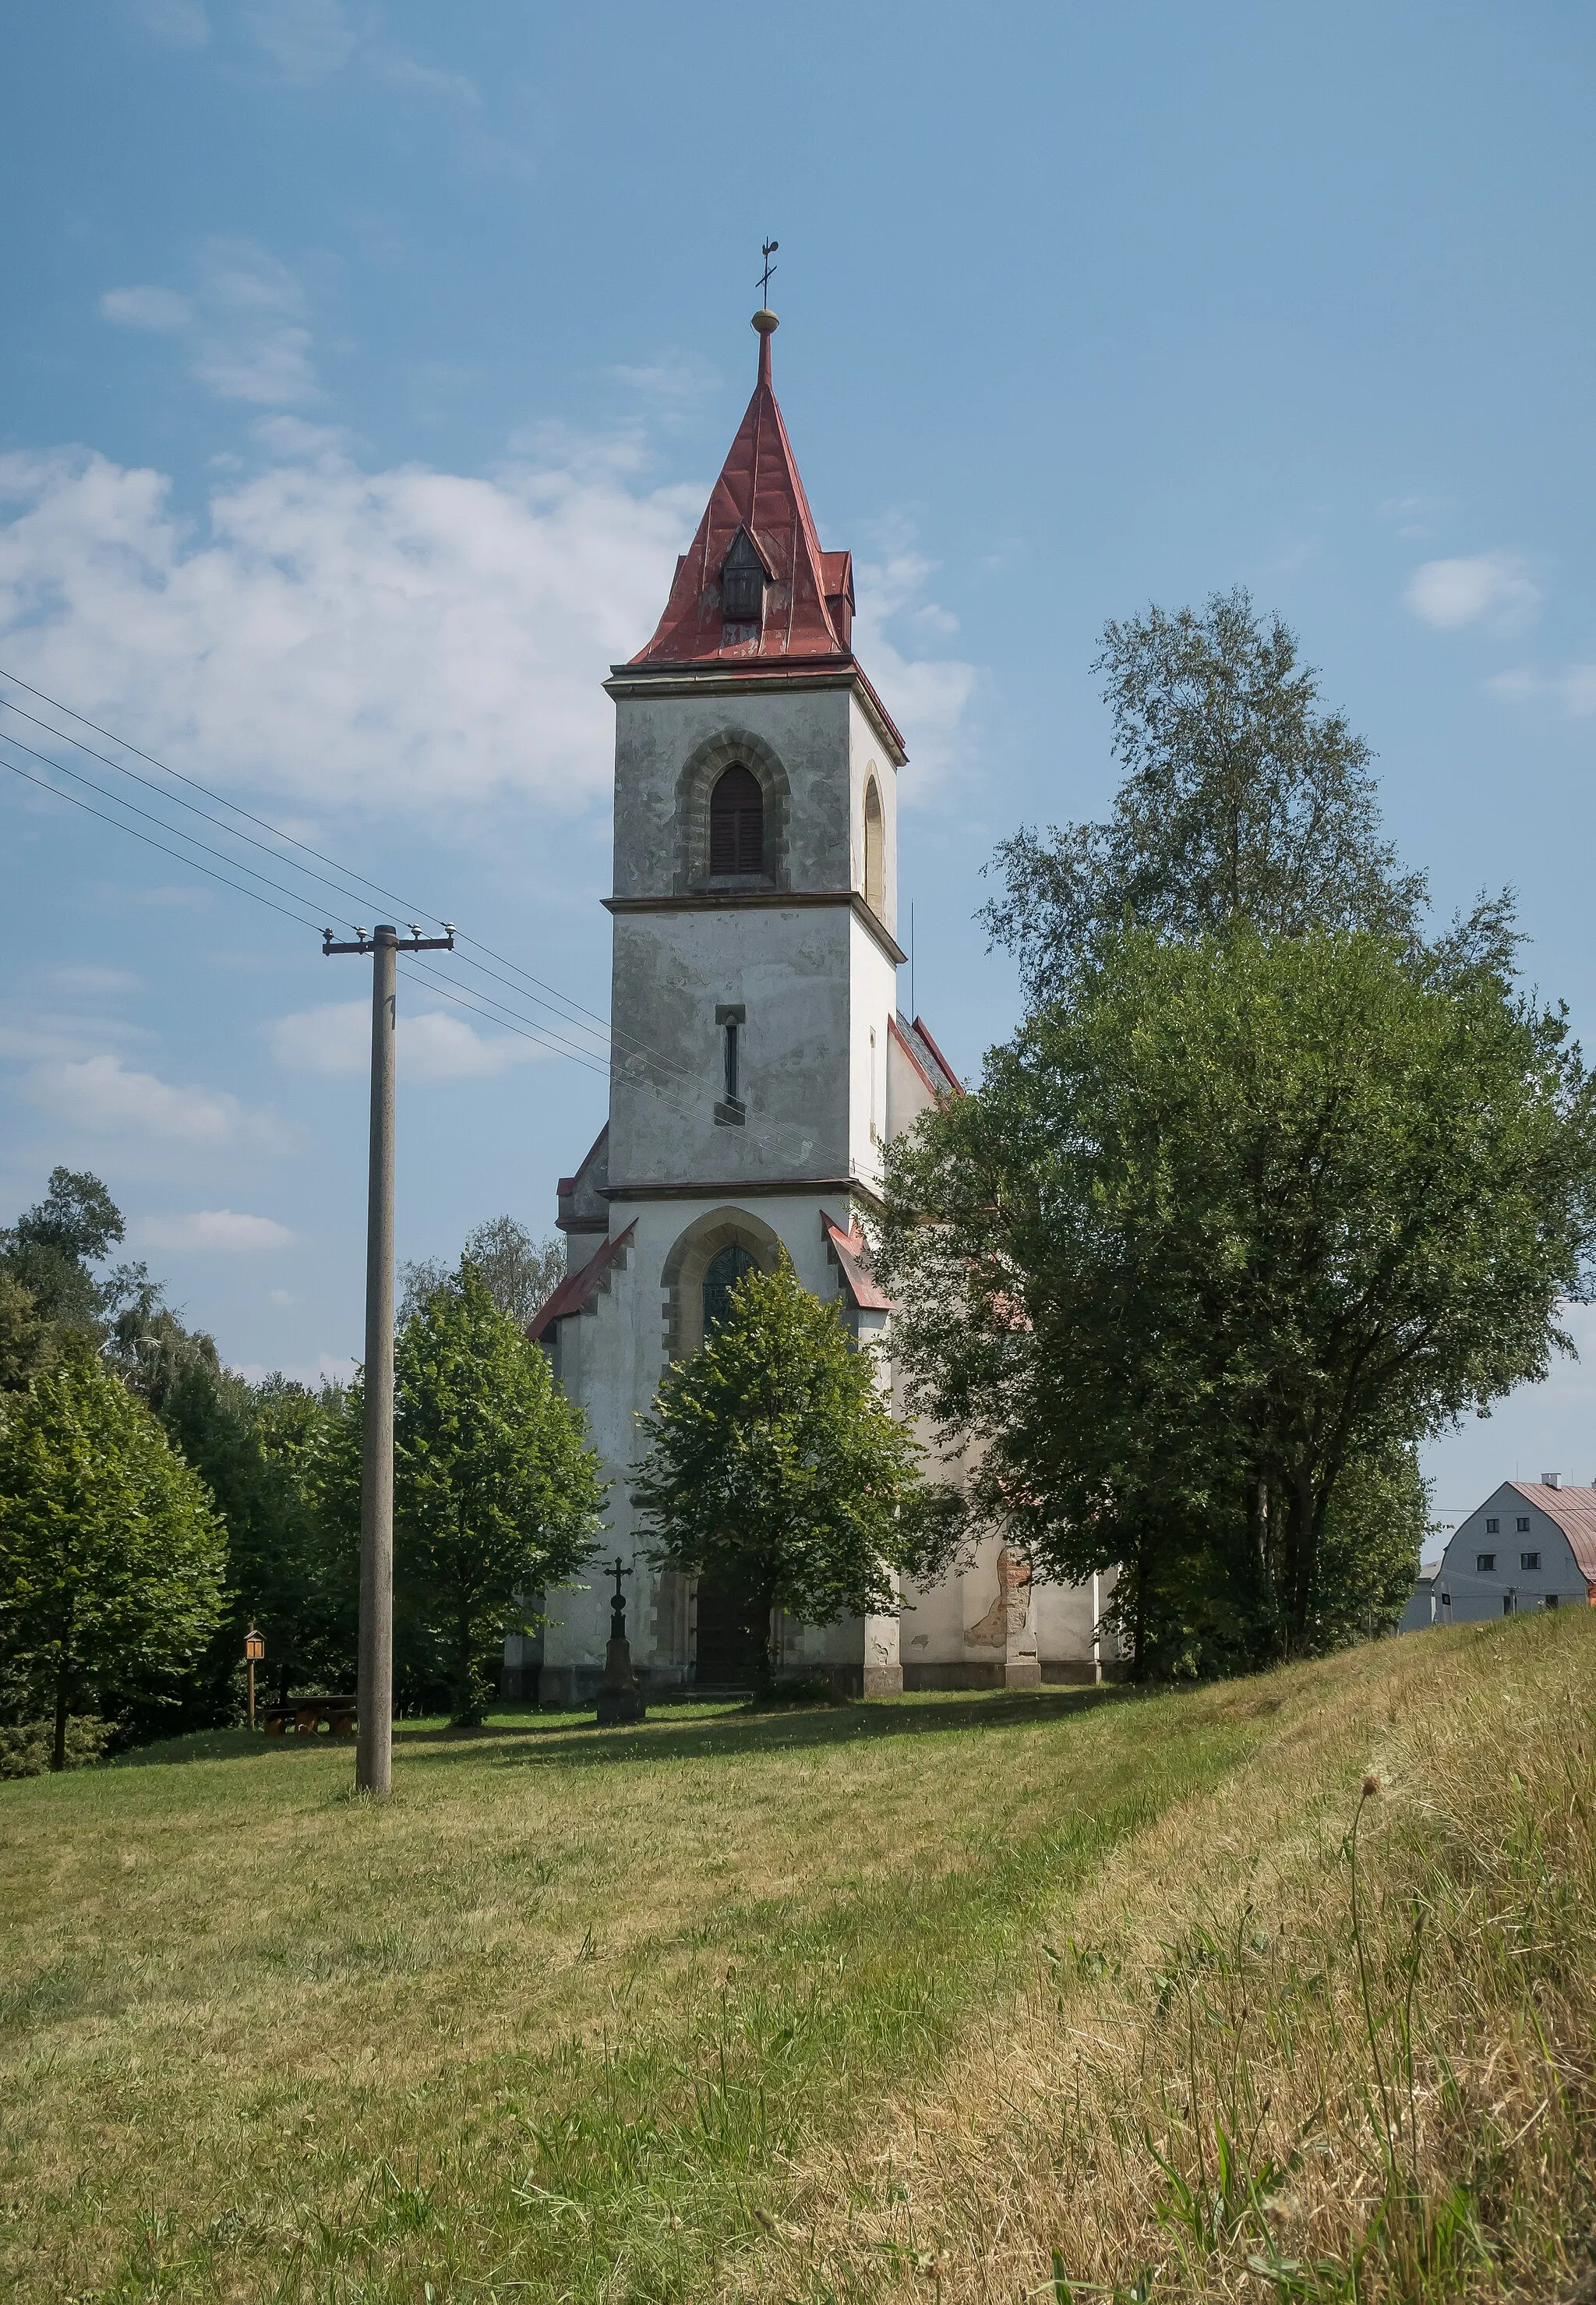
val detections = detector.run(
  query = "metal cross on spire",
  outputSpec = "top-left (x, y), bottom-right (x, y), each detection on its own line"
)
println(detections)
top-left (758, 239), bottom-right (779, 303)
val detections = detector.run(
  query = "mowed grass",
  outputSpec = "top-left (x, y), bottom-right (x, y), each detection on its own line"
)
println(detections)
top-left (0, 1681), bottom-right (1251, 2301)
top-left (2, 1618), bottom-right (1593, 2303)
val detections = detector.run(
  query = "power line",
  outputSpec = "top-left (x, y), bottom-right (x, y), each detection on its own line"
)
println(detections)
top-left (0, 728), bottom-right (366, 927)
top-left (0, 752), bottom-right (328, 933)
top-left (401, 956), bottom-right (612, 1079)
top-left (0, 666), bottom-right (690, 1077)
top-left (0, 663), bottom-right (419, 924)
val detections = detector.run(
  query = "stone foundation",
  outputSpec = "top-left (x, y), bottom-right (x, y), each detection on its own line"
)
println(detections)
top-left (901, 1658), bottom-right (1043, 1692)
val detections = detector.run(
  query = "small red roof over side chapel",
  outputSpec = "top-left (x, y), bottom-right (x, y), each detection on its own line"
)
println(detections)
top-left (627, 312), bottom-right (905, 755)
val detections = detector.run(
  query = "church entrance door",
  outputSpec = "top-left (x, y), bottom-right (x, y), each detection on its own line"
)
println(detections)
top-left (693, 1575), bottom-right (768, 1690)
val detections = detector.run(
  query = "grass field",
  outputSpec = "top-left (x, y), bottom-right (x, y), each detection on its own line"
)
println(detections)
top-left (1, 1614), bottom-right (1592, 2303)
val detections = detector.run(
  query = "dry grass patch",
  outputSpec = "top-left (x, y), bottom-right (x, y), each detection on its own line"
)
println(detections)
top-left (740, 1614), bottom-right (1596, 2304)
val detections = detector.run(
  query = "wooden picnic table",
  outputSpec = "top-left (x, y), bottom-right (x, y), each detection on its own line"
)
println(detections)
top-left (260, 1695), bottom-right (357, 1739)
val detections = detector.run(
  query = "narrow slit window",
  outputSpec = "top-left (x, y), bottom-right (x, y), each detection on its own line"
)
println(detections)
top-left (710, 765), bottom-right (764, 875)
top-left (724, 1017), bottom-right (740, 1105)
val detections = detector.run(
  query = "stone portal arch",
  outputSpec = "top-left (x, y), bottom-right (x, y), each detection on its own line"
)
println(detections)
top-left (659, 1204), bottom-right (785, 1361)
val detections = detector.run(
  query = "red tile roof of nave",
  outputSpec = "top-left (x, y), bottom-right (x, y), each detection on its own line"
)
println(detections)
top-left (627, 324), bottom-right (904, 756)
top-left (1509, 1482), bottom-right (1596, 1585)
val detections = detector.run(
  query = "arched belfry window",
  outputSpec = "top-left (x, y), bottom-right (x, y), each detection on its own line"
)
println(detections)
top-left (863, 776), bottom-right (885, 916)
top-left (710, 765), bottom-right (764, 875)
top-left (720, 529), bottom-right (767, 624)
top-left (702, 1244), bottom-right (757, 1337)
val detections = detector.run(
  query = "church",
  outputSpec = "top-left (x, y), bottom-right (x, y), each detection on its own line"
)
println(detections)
top-left (519, 306), bottom-right (1114, 1703)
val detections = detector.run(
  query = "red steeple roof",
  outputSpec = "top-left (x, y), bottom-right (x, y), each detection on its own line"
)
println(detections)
top-left (630, 314), bottom-right (864, 681)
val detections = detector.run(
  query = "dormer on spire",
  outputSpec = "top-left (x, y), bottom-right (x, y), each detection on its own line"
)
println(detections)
top-left (719, 525), bottom-right (771, 636)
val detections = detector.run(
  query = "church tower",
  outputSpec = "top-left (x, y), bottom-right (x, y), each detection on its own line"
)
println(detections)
top-left (527, 306), bottom-right (1107, 1703)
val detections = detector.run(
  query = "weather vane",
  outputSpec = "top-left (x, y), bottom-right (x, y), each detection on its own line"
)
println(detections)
top-left (758, 238), bottom-right (779, 303)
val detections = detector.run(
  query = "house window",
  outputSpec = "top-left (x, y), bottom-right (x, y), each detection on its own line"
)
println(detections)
top-left (1476, 1553), bottom-right (1495, 1571)
top-left (702, 1244), bottom-right (757, 1337)
top-left (1545, 1593), bottom-right (1559, 1610)
top-left (1485, 1517), bottom-right (1499, 1534)
top-left (1440, 1591), bottom-right (1451, 1607)
top-left (863, 776), bottom-right (885, 915)
top-left (709, 765), bottom-right (764, 875)
top-left (1520, 1550), bottom-right (1540, 1571)
top-left (720, 529), bottom-right (767, 624)
top-left (1516, 1515), bottom-right (1530, 1533)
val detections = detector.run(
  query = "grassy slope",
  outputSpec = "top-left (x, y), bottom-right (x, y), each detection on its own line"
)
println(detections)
top-left (1, 1617), bottom-right (1591, 2303)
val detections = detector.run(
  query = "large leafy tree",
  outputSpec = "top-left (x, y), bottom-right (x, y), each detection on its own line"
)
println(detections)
top-left (980, 590), bottom-right (1431, 999)
top-left (878, 925), bottom-right (1596, 1670)
top-left (394, 1262), bottom-right (603, 1723)
top-left (630, 1258), bottom-right (924, 1691)
top-left (0, 1351), bottom-right (227, 1766)
top-left (399, 1216), bottom-right (564, 1331)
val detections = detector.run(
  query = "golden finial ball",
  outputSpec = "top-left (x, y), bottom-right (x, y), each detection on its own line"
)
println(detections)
top-left (752, 309), bottom-right (779, 334)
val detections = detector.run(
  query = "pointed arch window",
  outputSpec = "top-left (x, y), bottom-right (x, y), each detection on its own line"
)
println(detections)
top-left (863, 776), bottom-right (885, 916)
top-left (702, 1244), bottom-right (757, 1337)
top-left (710, 765), bottom-right (764, 875)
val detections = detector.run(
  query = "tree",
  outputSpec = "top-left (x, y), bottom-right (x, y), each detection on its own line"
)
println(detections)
top-left (630, 1258), bottom-right (924, 1692)
top-left (1, 1166), bottom-right (129, 1335)
top-left (980, 591), bottom-right (1430, 1001)
top-left (0, 1351), bottom-right (227, 1766)
top-left (0, 1274), bottom-right (55, 1393)
top-left (878, 926), bottom-right (1596, 1671)
top-left (400, 1217), bottom-right (565, 1333)
top-left (394, 1262), bottom-right (603, 1723)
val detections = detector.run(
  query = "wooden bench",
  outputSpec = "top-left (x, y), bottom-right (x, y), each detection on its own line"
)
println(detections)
top-left (260, 1695), bottom-right (357, 1740)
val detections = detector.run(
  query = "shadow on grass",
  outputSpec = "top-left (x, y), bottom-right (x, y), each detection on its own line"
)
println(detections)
top-left (394, 1681), bottom-right (1138, 1770)
top-left (108, 1725), bottom-right (295, 1768)
top-left (97, 1685), bottom-right (1136, 1774)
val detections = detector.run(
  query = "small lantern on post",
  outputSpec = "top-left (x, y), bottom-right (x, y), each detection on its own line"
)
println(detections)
top-left (244, 1626), bottom-right (266, 1730)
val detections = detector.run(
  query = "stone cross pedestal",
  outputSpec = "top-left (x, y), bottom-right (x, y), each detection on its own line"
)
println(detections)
top-left (595, 1556), bottom-right (647, 1726)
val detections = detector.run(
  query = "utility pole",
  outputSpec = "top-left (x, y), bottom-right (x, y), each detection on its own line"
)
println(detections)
top-left (323, 921), bottom-right (454, 1794)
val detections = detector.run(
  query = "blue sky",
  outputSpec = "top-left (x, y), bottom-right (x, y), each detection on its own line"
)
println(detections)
top-left (2, 0), bottom-right (1594, 1534)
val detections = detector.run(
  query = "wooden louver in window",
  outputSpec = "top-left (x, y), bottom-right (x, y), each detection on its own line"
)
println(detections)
top-left (720, 529), bottom-right (767, 624)
top-left (709, 765), bottom-right (764, 875)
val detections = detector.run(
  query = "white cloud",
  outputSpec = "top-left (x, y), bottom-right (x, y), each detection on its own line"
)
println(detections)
top-left (125, 0), bottom-right (209, 46)
top-left (267, 1287), bottom-right (296, 1305)
top-left (270, 999), bottom-right (545, 1082)
top-left (39, 964), bottom-right (140, 995)
top-left (234, 1351), bottom-right (357, 1387)
top-left (100, 239), bottom-right (318, 407)
top-left (101, 286), bottom-right (194, 334)
top-left (239, 0), bottom-right (358, 76)
top-left (1485, 661), bottom-right (1596, 716)
top-left (192, 239), bottom-right (318, 405)
top-left (376, 54), bottom-right (479, 105)
top-left (1405, 552), bottom-right (1540, 632)
top-left (852, 532), bottom-right (978, 801)
top-left (25, 1053), bottom-right (244, 1143)
top-left (0, 431), bottom-right (697, 815)
top-left (136, 1209), bottom-right (295, 1251)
